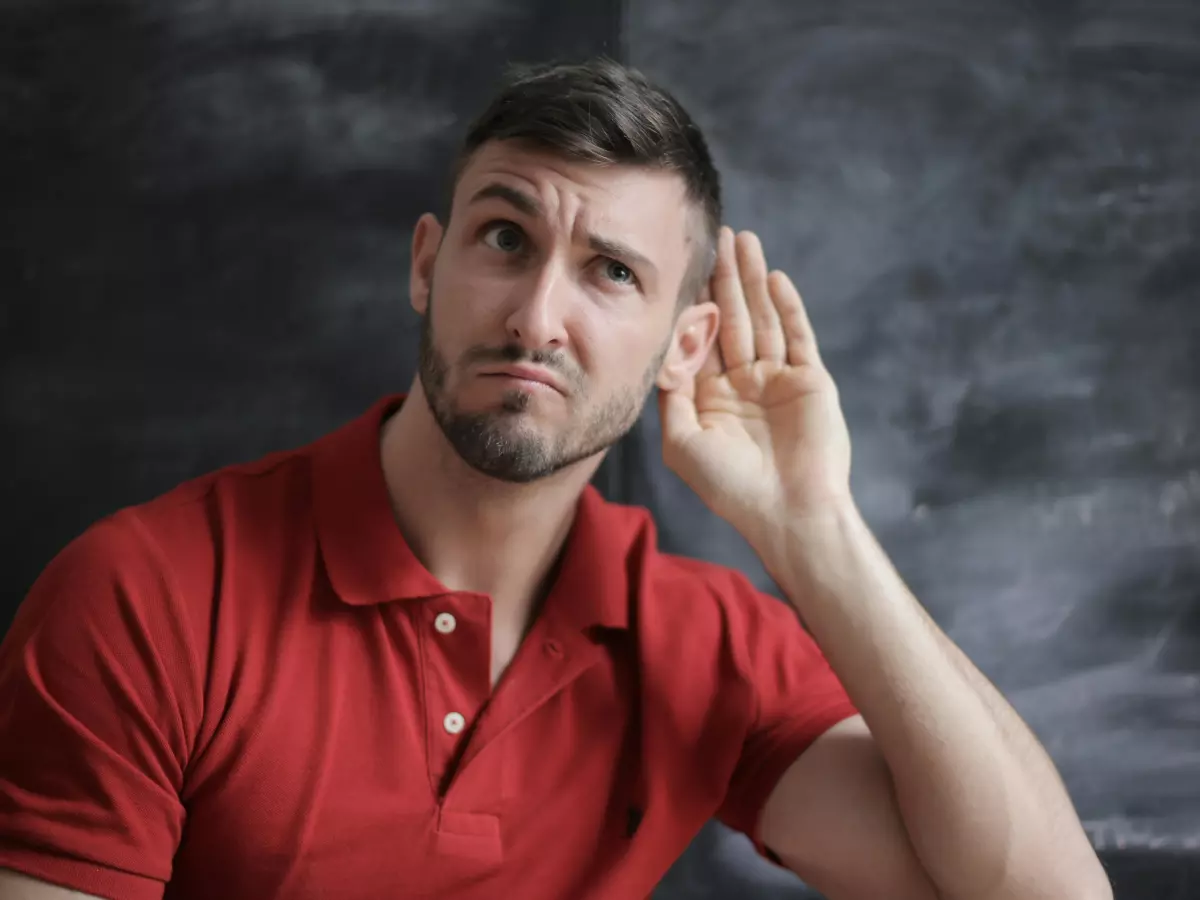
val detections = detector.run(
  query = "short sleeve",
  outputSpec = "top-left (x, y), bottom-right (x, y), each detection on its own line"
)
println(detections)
top-left (715, 577), bottom-right (858, 861)
top-left (0, 512), bottom-right (200, 899)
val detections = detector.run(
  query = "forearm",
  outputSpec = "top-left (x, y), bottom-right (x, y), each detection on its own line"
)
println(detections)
top-left (751, 501), bottom-right (1110, 900)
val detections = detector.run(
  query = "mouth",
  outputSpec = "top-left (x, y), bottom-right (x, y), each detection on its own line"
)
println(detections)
top-left (478, 364), bottom-right (566, 395)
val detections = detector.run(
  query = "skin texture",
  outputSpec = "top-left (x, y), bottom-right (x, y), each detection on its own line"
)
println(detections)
top-left (412, 140), bottom-right (715, 484)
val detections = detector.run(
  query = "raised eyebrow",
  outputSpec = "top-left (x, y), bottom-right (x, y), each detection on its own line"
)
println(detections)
top-left (467, 183), bottom-right (542, 218)
top-left (468, 183), bottom-right (656, 276)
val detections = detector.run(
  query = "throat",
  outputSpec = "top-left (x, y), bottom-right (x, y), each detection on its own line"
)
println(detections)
top-left (488, 592), bottom-right (550, 690)
top-left (490, 630), bottom-right (523, 690)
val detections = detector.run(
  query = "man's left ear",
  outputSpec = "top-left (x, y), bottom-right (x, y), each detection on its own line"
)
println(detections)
top-left (656, 299), bottom-right (720, 392)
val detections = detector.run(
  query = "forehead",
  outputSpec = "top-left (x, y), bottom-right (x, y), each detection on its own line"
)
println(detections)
top-left (453, 140), bottom-right (696, 258)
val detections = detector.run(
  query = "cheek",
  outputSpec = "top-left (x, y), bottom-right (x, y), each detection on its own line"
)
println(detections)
top-left (430, 270), bottom-right (503, 341)
top-left (455, 265), bottom-right (507, 305)
top-left (437, 243), bottom-right (507, 303)
top-left (576, 314), bottom-right (670, 386)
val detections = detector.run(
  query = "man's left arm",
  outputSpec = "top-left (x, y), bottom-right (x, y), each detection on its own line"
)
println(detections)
top-left (751, 501), bottom-right (1113, 900)
top-left (656, 226), bottom-right (1112, 900)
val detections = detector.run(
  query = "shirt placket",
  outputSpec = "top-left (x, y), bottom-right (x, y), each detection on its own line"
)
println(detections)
top-left (419, 593), bottom-right (492, 796)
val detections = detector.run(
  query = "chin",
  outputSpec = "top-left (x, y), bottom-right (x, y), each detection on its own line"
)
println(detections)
top-left (461, 380), bottom-right (553, 416)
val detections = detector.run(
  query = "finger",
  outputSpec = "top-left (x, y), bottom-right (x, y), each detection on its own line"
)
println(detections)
top-left (769, 270), bottom-right (824, 368)
top-left (736, 231), bottom-right (786, 363)
top-left (710, 225), bottom-right (755, 369)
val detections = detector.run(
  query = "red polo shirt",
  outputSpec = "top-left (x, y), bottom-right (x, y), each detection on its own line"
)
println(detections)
top-left (0, 395), bottom-right (857, 900)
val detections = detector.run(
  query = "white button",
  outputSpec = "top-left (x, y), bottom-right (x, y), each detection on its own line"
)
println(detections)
top-left (443, 712), bottom-right (465, 735)
top-left (434, 612), bottom-right (457, 634)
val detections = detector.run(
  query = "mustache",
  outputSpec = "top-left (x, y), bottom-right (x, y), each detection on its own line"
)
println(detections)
top-left (462, 343), bottom-right (584, 390)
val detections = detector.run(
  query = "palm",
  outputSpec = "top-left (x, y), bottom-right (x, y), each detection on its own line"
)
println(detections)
top-left (660, 229), bottom-right (852, 536)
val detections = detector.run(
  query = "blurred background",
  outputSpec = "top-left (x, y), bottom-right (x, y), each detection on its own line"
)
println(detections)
top-left (2, 1), bottom-right (1197, 897)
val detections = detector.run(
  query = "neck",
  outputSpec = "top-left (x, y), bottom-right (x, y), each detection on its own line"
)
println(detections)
top-left (379, 381), bottom-right (603, 624)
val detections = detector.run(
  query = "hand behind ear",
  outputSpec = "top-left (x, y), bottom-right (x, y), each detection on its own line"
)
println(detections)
top-left (655, 297), bottom-right (721, 396)
top-left (657, 227), bottom-right (853, 535)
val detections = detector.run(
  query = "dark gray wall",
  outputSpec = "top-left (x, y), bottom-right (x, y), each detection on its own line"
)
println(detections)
top-left (627, 2), bottom-right (1200, 898)
top-left (2, 1), bottom-right (1197, 898)
top-left (1, 0), bottom-right (620, 608)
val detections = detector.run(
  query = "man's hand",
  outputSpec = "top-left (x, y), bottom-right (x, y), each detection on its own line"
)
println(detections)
top-left (659, 226), bottom-right (853, 541)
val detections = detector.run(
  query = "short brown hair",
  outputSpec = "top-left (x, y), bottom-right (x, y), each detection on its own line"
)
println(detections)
top-left (447, 57), bottom-right (722, 307)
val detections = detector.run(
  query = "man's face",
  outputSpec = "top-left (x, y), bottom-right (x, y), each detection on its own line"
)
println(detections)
top-left (410, 140), bottom-right (714, 483)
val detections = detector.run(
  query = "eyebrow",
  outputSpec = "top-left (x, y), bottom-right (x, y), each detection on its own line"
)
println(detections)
top-left (467, 182), bottom-right (658, 277)
top-left (470, 183), bottom-right (542, 218)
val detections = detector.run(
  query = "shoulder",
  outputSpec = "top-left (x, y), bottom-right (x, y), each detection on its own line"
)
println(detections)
top-left (643, 536), bottom-right (800, 638)
top-left (591, 493), bottom-right (802, 670)
top-left (11, 441), bottom-right (317, 659)
top-left (134, 441), bottom-right (314, 552)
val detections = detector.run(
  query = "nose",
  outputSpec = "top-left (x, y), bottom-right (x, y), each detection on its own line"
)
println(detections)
top-left (503, 258), bottom-right (570, 352)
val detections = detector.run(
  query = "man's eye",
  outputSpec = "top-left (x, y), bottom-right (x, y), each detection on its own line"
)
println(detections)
top-left (604, 260), bottom-right (635, 285)
top-left (482, 223), bottom-right (525, 253)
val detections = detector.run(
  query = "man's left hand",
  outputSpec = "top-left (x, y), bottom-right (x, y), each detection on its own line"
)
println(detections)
top-left (659, 226), bottom-right (854, 541)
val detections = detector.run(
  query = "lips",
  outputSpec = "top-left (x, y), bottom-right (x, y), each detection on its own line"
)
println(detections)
top-left (480, 364), bottom-right (565, 394)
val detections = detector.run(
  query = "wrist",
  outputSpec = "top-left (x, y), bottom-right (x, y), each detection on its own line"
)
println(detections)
top-left (750, 491), bottom-right (862, 553)
top-left (749, 497), bottom-right (875, 600)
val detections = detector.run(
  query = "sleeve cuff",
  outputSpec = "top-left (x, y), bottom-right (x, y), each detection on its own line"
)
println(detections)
top-left (736, 700), bottom-right (861, 863)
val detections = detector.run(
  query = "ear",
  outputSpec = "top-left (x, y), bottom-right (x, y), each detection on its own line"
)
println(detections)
top-left (409, 212), bottom-right (444, 315)
top-left (656, 296), bottom-right (720, 392)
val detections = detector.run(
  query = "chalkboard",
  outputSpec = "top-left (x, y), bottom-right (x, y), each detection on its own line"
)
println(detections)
top-left (1, 0), bottom-right (619, 609)
top-left (624, 1), bottom-right (1200, 897)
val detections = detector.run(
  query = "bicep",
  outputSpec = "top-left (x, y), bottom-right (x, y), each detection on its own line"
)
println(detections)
top-left (760, 715), bottom-right (941, 900)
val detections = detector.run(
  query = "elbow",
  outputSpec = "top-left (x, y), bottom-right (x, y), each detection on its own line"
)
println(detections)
top-left (1057, 834), bottom-right (1115, 900)
top-left (1000, 856), bottom-right (1114, 900)
top-left (974, 833), bottom-right (1113, 900)
top-left (1075, 863), bottom-right (1115, 900)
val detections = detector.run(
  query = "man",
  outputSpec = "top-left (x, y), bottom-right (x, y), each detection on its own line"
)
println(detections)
top-left (0, 58), bottom-right (1110, 900)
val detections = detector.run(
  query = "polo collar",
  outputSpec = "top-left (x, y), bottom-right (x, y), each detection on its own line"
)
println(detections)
top-left (309, 394), bottom-right (645, 631)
